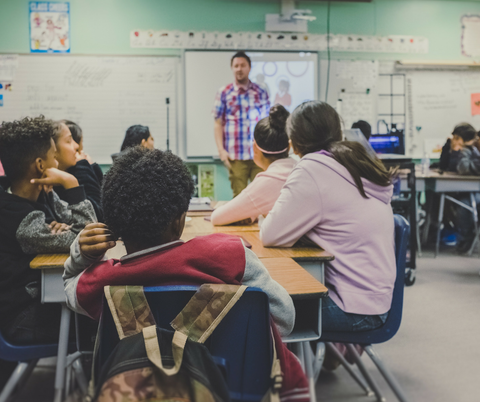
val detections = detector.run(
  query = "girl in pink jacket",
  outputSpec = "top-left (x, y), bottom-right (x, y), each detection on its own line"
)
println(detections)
top-left (211, 104), bottom-right (296, 226)
top-left (261, 101), bottom-right (396, 332)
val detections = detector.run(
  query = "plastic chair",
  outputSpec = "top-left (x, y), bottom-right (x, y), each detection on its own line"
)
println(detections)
top-left (318, 214), bottom-right (411, 402)
top-left (97, 286), bottom-right (273, 402)
top-left (0, 331), bottom-right (59, 402)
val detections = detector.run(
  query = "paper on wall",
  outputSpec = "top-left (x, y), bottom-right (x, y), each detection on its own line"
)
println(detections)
top-left (462, 15), bottom-right (480, 57)
top-left (0, 55), bottom-right (18, 81)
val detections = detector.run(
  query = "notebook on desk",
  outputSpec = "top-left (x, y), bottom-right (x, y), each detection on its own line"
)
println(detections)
top-left (188, 197), bottom-right (213, 212)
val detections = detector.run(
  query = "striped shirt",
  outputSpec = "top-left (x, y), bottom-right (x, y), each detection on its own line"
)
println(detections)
top-left (212, 81), bottom-right (270, 160)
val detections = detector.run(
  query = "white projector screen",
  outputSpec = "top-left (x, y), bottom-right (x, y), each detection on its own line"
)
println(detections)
top-left (185, 51), bottom-right (318, 158)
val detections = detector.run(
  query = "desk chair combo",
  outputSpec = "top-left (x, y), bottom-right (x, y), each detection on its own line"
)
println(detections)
top-left (316, 214), bottom-right (411, 402)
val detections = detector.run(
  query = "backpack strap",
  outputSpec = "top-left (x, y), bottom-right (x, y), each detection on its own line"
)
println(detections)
top-left (104, 285), bottom-right (155, 339)
top-left (261, 328), bottom-right (282, 402)
top-left (170, 284), bottom-right (247, 343)
top-left (143, 325), bottom-right (188, 377)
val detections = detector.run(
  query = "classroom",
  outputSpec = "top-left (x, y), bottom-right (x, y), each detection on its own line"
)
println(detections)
top-left (0, 0), bottom-right (480, 401)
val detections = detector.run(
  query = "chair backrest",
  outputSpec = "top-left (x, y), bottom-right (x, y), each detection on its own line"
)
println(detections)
top-left (320, 214), bottom-right (410, 345)
top-left (97, 286), bottom-right (272, 402)
top-left (0, 331), bottom-right (59, 362)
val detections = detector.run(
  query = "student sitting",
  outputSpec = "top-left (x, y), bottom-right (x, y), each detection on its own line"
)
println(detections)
top-left (52, 121), bottom-right (104, 221)
top-left (211, 105), bottom-right (296, 226)
top-left (437, 123), bottom-right (478, 172)
top-left (445, 126), bottom-right (480, 253)
top-left (111, 124), bottom-right (154, 161)
top-left (62, 120), bottom-right (104, 184)
top-left (351, 120), bottom-right (372, 140)
top-left (261, 101), bottom-right (396, 333)
top-left (63, 147), bottom-right (309, 400)
top-left (0, 116), bottom-right (96, 385)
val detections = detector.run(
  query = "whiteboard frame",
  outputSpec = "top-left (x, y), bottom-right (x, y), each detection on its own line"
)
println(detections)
top-left (182, 49), bottom-right (320, 161)
top-left (0, 52), bottom-right (181, 162)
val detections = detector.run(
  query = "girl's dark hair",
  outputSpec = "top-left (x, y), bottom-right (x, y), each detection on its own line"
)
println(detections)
top-left (452, 122), bottom-right (477, 142)
top-left (121, 125), bottom-right (151, 152)
top-left (288, 101), bottom-right (392, 198)
top-left (254, 104), bottom-right (290, 159)
top-left (61, 120), bottom-right (83, 144)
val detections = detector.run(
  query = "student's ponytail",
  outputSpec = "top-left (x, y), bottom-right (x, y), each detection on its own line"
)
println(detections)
top-left (254, 104), bottom-right (290, 159)
top-left (288, 101), bottom-right (393, 198)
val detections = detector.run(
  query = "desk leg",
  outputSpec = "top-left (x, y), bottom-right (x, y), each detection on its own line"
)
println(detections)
top-left (302, 342), bottom-right (317, 402)
top-left (468, 193), bottom-right (479, 257)
top-left (54, 303), bottom-right (71, 402)
top-left (435, 194), bottom-right (445, 258)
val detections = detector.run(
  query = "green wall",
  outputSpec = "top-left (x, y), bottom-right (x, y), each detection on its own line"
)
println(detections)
top-left (1, 0), bottom-right (480, 199)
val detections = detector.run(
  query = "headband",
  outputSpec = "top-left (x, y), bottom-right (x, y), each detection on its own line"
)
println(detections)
top-left (254, 141), bottom-right (289, 155)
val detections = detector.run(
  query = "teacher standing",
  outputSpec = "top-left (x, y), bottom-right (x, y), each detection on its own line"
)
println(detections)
top-left (213, 51), bottom-right (270, 197)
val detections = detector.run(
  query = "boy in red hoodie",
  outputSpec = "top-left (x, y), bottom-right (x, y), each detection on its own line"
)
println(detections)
top-left (63, 147), bottom-right (309, 401)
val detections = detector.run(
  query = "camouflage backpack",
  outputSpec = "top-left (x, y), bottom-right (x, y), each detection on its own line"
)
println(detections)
top-left (90, 284), bottom-right (282, 402)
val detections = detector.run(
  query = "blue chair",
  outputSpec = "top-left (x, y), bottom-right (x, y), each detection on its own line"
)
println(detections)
top-left (97, 286), bottom-right (273, 402)
top-left (0, 331), bottom-right (59, 402)
top-left (319, 214), bottom-right (411, 402)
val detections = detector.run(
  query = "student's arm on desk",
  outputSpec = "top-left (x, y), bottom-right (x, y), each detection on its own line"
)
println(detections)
top-left (260, 165), bottom-right (321, 247)
top-left (64, 224), bottom-right (114, 316)
top-left (17, 187), bottom-right (96, 254)
top-left (242, 246), bottom-right (295, 336)
top-left (211, 184), bottom-right (260, 226)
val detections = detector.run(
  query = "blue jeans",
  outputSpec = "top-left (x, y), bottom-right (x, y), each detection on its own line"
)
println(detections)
top-left (322, 296), bottom-right (388, 332)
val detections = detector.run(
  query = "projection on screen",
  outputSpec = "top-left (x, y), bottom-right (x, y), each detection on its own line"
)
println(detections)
top-left (249, 53), bottom-right (316, 113)
top-left (184, 51), bottom-right (317, 158)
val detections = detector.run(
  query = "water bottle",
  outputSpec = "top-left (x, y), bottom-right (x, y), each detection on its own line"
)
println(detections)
top-left (421, 152), bottom-right (430, 175)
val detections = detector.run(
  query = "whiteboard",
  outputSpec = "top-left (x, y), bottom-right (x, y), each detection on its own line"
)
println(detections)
top-left (185, 51), bottom-right (318, 158)
top-left (0, 55), bottom-right (178, 164)
top-left (407, 70), bottom-right (480, 157)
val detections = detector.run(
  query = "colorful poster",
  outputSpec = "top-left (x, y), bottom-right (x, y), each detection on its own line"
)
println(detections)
top-left (471, 93), bottom-right (480, 116)
top-left (30, 2), bottom-right (70, 53)
top-left (199, 165), bottom-right (215, 199)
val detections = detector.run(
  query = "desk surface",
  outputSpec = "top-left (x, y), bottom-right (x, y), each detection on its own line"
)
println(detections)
top-left (181, 231), bottom-right (334, 261)
top-left (30, 254), bottom-right (69, 269)
top-left (30, 252), bottom-right (328, 299)
top-left (261, 258), bottom-right (328, 298)
top-left (184, 216), bottom-right (259, 234)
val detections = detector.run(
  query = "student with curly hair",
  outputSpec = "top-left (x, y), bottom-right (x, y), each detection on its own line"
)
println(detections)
top-left (211, 104), bottom-right (296, 226)
top-left (0, 116), bottom-right (96, 386)
top-left (53, 120), bottom-right (104, 221)
top-left (63, 147), bottom-right (310, 400)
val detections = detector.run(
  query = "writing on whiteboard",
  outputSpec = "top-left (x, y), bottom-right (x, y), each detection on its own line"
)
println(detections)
top-left (415, 94), bottom-right (458, 111)
top-left (64, 62), bottom-right (112, 87)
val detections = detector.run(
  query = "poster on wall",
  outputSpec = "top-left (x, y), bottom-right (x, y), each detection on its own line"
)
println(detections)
top-left (461, 15), bottom-right (480, 57)
top-left (29, 2), bottom-right (70, 53)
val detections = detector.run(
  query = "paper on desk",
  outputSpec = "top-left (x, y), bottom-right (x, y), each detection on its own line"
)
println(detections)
top-left (189, 197), bottom-right (211, 205)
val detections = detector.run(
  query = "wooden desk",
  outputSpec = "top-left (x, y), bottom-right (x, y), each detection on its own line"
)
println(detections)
top-left (183, 216), bottom-right (260, 234)
top-left (29, 255), bottom-right (77, 402)
top-left (262, 258), bottom-right (328, 299)
top-left (182, 230), bottom-right (333, 261)
top-left (30, 254), bottom-right (69, 270)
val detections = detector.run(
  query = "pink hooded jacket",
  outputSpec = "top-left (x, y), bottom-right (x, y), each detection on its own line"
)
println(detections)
top-left (261, 152), bottom-right (396, 315)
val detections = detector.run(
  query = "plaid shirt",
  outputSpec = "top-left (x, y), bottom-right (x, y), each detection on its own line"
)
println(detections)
top-left (212, 81), bottom-right (270, 160)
